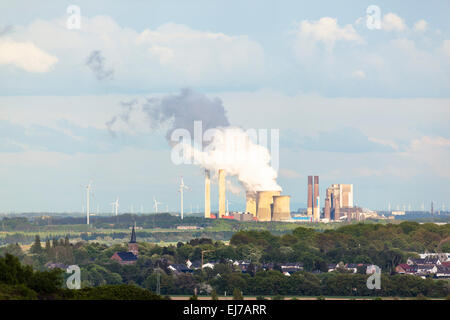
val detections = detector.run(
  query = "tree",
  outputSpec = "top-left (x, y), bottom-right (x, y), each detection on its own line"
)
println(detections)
top-left (233, 288), bottom-right (243, 300)
top-left (211, 289), bottom-right (219, 300)
top-left (30, 235), bottom-right (42, 254)
top-left (45, 239), bottom-right (51, 252)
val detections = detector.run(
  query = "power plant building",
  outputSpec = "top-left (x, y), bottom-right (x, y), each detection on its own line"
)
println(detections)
top-left (245, 191), bottom-right (257, 216)
top-left (256, 190), bottom-right (281, 221)
top-left (204, 169), bottom-right (211, 218)
top-left (218, 169), bottom-right (226, 218)
top-left (325, 184), bottom-right (356, 221)
top-left (307, 175), bottom-right (320, 222)
top-left (272, 195), bottom-right (291, 221)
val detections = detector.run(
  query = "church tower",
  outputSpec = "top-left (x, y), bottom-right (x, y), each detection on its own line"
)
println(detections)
top-left (128, 222), bottom-right (138, 256)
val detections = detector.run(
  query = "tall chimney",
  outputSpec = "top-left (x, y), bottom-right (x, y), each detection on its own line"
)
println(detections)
top-left (204, 169), bottom-right (211, 218)
top-left (313, 176), bottom-right (319, 221)
top-left (324, 188), bottom-right (331, 220)
top-left (307, 176), bottom-right (313, 216)
top-left (218, 169), bottom-right (226, 218)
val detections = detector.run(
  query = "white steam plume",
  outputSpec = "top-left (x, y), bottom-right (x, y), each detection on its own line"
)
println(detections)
top-left (181, 126), bottom-right (281, 192)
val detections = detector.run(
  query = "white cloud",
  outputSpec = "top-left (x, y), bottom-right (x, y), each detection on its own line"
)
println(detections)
top-left (293, 17), bottom-right (363, 49)
top-left (0, 38), bottom-right (58, 72)
top-left (441, 40), bottom-right (450, 61)
top-left (404, 136), bottom-right (450, 178)
top-left (4, 16), bottom-right (265, 88)
top-left (351, 69), bottom-right (366, 79)
top-left (382, 13), bottom-right (407, 32)
top-left (414, 19), bottom-right (427, 32)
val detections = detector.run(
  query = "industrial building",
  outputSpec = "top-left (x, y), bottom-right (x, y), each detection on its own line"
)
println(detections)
top-left (324, 183), bottom-right (360, 221)
top-left (307, 175), bottom-right (320, 222)
top-left (203, 169), bottom-right (291, 222)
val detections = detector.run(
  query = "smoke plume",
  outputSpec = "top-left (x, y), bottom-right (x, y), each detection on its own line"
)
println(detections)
top-left (106, 89), bottom-right (281, 192)
top-left (86, 50), bottom-right (114, 80)
top-left (182, 126), bottom-right (281, 192)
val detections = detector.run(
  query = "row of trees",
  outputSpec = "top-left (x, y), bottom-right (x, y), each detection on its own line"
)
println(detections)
top-left (2, 221), bottom-right (449, 297)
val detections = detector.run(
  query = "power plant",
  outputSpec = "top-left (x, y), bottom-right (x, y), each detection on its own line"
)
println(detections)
top-left (201, 170), bottom-right (364, 223)
top-left (272, 195), bottom-right (291, 221)
top-left (204, 169), bottom-right (211, 218)
top-left (218, 169), bottom-right (226, 218)
top-left (307, 175), bottom-right (320, 222)
top-left (203, 169), bottom-right (291, 222)
top-left (245, 191), bottom-right (257, 217)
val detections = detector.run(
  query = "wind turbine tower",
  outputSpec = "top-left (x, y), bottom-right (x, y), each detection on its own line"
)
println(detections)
top-left (178, 177), bottom-right (189, 220)
top-left (86, 181), bottom-right (92, 225)
top-left (110, 197), bottom-right (119, 217)
top-left (153, 197), bottom-right (162, 213)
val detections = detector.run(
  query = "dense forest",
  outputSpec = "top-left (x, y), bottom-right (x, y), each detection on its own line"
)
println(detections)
top-left (0, 221), bottom-right (449, 298)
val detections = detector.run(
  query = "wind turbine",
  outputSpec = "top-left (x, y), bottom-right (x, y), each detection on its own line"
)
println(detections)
top-left (153, 197), bottom-right (163, 213)
top-left (178, 177), bottom-right (189, 220)
top-left (85, 180), bottom-right (93, 225)
top-left (110, 197), bottom-right (119, 217)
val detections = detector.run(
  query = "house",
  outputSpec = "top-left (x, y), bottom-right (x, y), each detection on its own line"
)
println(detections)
top-left (110, 252), bottom-right (138, 265)
top-left (45, 262), bottom-right (68, 270)
top-left (344, 263), bottom-right (369, 273)
top-left (233, 260), bottom-right (252, 272)
top-left (280, 262), bottom-right (304, 274)
top-left (407, 257), bottom-right (440, 266)
top-left (435, 265), bottom-right (450, 278)
top-left (168, 264), bottom-right (193, 274)
top-left (110, 224), bottom-right (138, 265)
top-left (328, 263), bottom-right (338, 272)
top-left (395, 263), bottom-right (418, 274)
top-left (416, 264), bottom-right (437, 275)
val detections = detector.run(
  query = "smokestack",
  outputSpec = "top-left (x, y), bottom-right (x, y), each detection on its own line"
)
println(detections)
top-left (314, 195), bottom-right (320, 222)
top-left (313, 176), bottom-right (319, 221)
top-left (245, 191), bottom-right (257, 216)
top-left (256, 191), bottom-right (280, 221)
top-left (272, 196), bottom-right (291, 221)
top-left (324, 188), bottom-right (331, 220)
top-left (307, 176), bottom-right (313, 216)
top-left (205, 169), bottom-right (211, 218)
top-left (218, 169), bottom-right (226, 218)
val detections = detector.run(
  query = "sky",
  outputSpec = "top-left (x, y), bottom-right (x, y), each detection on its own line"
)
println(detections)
top-left (0, 1), bottom-right (449, 213)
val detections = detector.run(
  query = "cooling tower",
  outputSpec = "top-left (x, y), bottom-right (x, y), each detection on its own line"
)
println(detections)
top-left (218, 169), bottom-right (226, 218)
top-left (307, 176), bottom-right (313, 216)
top-left (272, 196), bottom-right (291, 221)
top-left (245, 191), bottom-right (257, 216)
top-left (256, 190), bottom-right (280, 221)
top-left (205, 169), bottom-right (211, 218)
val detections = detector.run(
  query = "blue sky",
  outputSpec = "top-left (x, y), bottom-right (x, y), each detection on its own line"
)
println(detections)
top-left (0, 1), bottom-right (449, 213)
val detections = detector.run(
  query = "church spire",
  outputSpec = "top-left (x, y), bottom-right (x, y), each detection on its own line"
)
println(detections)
top-left (130, 222), bottom-right (136, 243)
